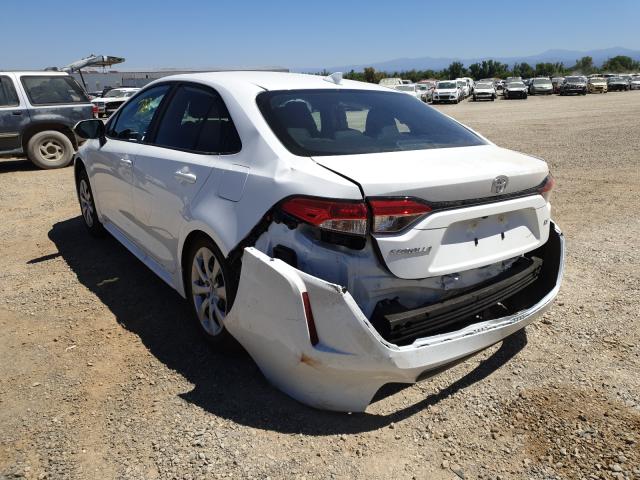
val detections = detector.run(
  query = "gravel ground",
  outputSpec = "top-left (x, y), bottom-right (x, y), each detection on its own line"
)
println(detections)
top-left (1, 92), bottom-right (639, 480)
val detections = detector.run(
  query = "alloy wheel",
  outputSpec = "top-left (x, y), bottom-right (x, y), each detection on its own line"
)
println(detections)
top-left (191, 247), bottom-right (227, 336)
top-left (79, 179), bottom-right (94, 227)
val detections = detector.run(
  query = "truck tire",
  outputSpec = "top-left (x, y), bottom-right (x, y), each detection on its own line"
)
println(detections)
top-left (27, 130), bottom-right (74, 169)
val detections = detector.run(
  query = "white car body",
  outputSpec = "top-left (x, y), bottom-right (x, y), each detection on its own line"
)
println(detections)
top-left (91, 87), bottom-right (140, 116)
top-left (431, 81), bottom-right (461, 103)
top-left (74, 71), bottom-right (564, 412)
top-left (630, 76), bottom-right (640, 90)
top-left (473, 82), bottom-right (496, 101)
top-left (456, 80), bottom-right (470, 97)
top-left (393, 83), bottom-right (422, 99)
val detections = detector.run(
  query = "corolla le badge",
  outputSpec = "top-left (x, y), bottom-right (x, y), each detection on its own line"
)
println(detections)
top-left (491, 175), bottom-right (509, 194)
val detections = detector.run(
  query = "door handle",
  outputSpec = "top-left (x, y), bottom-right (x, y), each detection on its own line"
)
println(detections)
top-left (119, 158), bottom-right (132, 166)
top-left (174, 169), bottom-right (197, 184)
top-left (12, 111), bottom-right (22, 116)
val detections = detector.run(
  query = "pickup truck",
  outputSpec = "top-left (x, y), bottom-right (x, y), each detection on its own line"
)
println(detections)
top-left (0, 71), bottom-right (93, 168)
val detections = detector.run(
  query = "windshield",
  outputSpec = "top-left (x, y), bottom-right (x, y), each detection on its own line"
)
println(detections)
top-left (565, 77), bottom-right (583, 83)
top-left (507, 82), bottom-right (525, 87)
top-left (257, 89), bottom-right (486, 156)
top-left (475, 82), bottom-right (493, 89)
top-left (533, 79), bottom-right (551, 85)
top-left (104, 89), bottom-right (130, 98)
top-left (395, 85), bottom-right (415, 92)
top-left (437, 81), bottom-right (456, 89)
top-left (457, 81), bottom-right (466, 87)
top-left (589, 78), bottom-right (605, 83)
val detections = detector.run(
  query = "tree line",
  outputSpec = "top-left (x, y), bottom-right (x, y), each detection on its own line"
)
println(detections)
top-left (332, 56), bottom-right (640, 83)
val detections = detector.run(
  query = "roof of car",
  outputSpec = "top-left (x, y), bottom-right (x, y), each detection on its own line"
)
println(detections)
top-left (1, 71), bottom-right (69, 76)
top-left (151, 71), bottom-right (392, 93)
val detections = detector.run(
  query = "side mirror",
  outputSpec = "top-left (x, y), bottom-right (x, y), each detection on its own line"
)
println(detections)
top-left (74, 119), bottom-right (106, 146)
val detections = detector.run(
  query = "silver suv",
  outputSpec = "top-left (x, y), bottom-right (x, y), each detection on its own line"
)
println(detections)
top-left (0, 71), bottom-right (92, 168)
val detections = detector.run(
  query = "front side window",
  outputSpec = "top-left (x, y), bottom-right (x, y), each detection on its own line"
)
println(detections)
top-left (0, 76), bottom-right (20, 107)
top-left (257, 89), bottom-right (486, 157)
top-left (153, 84), bottom-right (241, 154)
top-left (21, 76), bottom-right (88, 105)
top-left (107, 85), bottom-right (170, 141)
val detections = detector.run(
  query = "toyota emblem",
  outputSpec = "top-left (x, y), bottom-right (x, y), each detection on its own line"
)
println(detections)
top-left (491, 176), bottom-right (509, 194)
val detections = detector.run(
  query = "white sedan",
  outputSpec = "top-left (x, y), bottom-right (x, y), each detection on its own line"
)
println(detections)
top-left (73, 71), bottom-right (564, 412)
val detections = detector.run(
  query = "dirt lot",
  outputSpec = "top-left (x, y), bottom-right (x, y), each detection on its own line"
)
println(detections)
top-left (1, 92), bottom-right (639, 480)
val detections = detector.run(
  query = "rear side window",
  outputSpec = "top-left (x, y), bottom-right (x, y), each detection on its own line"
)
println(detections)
top-left (257, 89), bottom-right (485, 157)
top-left (152, 84), bottom-right (241, 154)
top-left (0, 76), bottom-right (19, 107)
top-left (107, 85), bottom-right (170, 142)
top-left (21, 76), bottom-right (89, 105)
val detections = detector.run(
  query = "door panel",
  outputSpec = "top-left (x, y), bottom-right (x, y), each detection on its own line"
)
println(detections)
top-left (131, 146), bottom-right (216, 272)
top-left (89, 139), bottom-right (139, 231)
top-left (0, 74), bottom-right (30, 153)
top-left (93, 84), bottom-right (172, 240)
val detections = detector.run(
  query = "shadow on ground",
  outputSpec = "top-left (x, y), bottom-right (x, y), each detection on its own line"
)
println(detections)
top-left (0, 157), bottom-right (38, 173)
top-left (47, 216), bottom-right (527, 434)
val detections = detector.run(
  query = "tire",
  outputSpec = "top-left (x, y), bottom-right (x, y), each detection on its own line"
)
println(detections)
top-left (185, 236), bottom-right (237, 345)
top-left (27, 130), bottom-right (74, 169)
top-left (76, 167), bottom-right (106, 237)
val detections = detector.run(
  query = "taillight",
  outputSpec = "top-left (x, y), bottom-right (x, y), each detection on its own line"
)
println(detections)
top-left (280, 197), bottom-right (368, 235)
top-left (538, 174), bottom-right (555, 202)
top-left (92, 104), bottom-right (98, 114)
top-left (370, 198), bottom-right (432, 233)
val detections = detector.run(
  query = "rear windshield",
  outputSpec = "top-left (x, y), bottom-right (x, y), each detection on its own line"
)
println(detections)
top-left (21, 75), bottom-right (89, 105)
top-left (257, 89), bottom-right (486, 156)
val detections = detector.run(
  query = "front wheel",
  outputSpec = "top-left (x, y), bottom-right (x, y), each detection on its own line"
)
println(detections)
top-left (27, 130), bottom-right (74, 169)
top-left (185, 237), bottom-right (237, 345)
top-left (76, 167), bottom-right (106, 237)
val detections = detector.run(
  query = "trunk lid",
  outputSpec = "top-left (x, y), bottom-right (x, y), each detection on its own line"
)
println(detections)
top-left (312, 145), bottom-right (548, 202)
top-left (313, 145), bottom-right (551, 280)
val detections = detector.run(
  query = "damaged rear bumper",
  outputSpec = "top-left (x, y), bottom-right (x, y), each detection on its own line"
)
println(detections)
top-left (225, 223), bottom-right (565, 412)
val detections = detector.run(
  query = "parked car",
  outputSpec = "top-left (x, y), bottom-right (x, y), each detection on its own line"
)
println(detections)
top-left (629, 75), bottom-right (640, 90)
top-left (0, 71), bottom-right (92, 168)
top-left (529, 78), bottom-right (553, 95)
top-left (607, 76), bottom-right (630, 92)
top-left (587, 77), bottom-right (608, 94)
top-left (431, 80), bottom-right (462, 104)
top-left (393, 83), bottom-right (422, 100)
top-left (416, 82), bottom-right (435, 102)
top-left (551, 77), bottom-right (565, 93)
top-left (456, 80), bottom-right (470, 98)
top-left (559, 77), bottom-right (587, 96)
top-left (456, 77), bottom-right (474, 94)
top-left (503, 81), bottom-right (528, 99)
top-left (472, 81), bottom-right (496, 101)
top-left (72, 72), bottom-right (564, 412)
top-left (91, 87), bottom-right (140, 118)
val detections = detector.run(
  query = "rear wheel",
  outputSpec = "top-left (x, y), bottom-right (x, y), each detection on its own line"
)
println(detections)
top-left (185, 236), bottom-right (237, 345)
top-left (27, 130), bottom-right (74, 169)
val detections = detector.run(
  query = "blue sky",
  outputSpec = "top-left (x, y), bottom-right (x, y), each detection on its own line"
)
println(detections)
top-left (2, 0), bottom-right (638, 70)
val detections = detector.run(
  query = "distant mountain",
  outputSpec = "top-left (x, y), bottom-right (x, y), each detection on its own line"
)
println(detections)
top-left (299, 47), bottom-right (640, 73)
